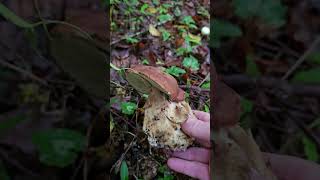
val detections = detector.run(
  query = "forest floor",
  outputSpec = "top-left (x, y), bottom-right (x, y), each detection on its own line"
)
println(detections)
top-left (0, 0), bottom-right (319, 180)
top-left (110, 0), bottom-right (210, 179)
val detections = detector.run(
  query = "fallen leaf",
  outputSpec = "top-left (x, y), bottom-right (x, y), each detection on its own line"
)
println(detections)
top-left (149, 24), bottom-right (160, 37)
top-left (146, 7), bottom-right (157, 14)
top-left (188, 33), bottom-right (202, 44)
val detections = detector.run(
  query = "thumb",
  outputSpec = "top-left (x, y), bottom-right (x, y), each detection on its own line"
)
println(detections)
top-left (181, 116), bottom-right (210, 143)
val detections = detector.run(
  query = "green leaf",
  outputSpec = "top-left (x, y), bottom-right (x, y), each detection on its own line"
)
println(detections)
top-left (201, 81), bottom-right (210, 89)
top-left (197, 6), bottom-right (209, 18)
top-left (232, 0), bottom-right (287, 27)
top-left (240, 97), bottom-right (253, 117)
top-left (182, 56), bottom-right (200, 71)
top-left (181, 16), bottom-right (197, 29)
top-left (291, 68), bottom-right (320, 84)
top-left (0, 3), bottom-right (34, 28)
top-left (186, 33), bottom-right (202, 45)
top-left (165, 66), bottom-right (186, 77)
top-left (140, 3), bottom-right (149, 14)
top-left (110, 115), bottom-right (115, 133)
top-left (0, 160), bottom-right (10, 180)
top-left (142, 59), bottom-right (149, 65)
top-left (245, 54), bottom-right (261, 77)
top-left (32, 128), bottom-right (85, 167)
top-left (174, 7), bottom-right (181, 16)
top-left (204, 104), bottom-right (210, 112)
top-left (121, 102), bottom-right (137, 115)
top-left (161, 29), bottom-right (171, 41)
top-left (152, 0), bottom-right (159, 5)
top-left (125, 37), bottom-right (139, 44)
top-left (302, 136), bottom-right (319, 162)
top-left (120, 161), bottom-right (129, 180)
top-left (158, 14), bottom-right (173, 23)
top-left (211, 19), bottom-right (242, 48)
top-left (50, 36), bottom-right (106, 98)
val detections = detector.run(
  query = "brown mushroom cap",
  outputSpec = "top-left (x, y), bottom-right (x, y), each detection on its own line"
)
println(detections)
top-left (125, 65), bottom-right (185, 102)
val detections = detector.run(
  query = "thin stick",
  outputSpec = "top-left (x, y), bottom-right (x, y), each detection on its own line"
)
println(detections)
top-left (0, 147), bottom-right (39, 177)
top-left (282, 36), bottom-right (320, 80)
top-left (111, 21), bottom-right (168, 46)
top-left (198, 73), bottom-right (210, 87)
top-left (0, 58), bottom-right (48, 87)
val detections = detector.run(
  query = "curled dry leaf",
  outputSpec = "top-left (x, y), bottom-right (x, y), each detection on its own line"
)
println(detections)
top-left (148, 24), bottom-right (160, 37)
top-left (125, 65), bottom-right (194, 151)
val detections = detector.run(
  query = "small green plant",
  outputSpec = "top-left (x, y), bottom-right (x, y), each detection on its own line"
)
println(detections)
top-left (201, 81), bottom-right (210, 89)
top-left (302, 136), bottom-right (319, 162)
top-left (176, 45), bottom-right (192, 56)
top-left (165, 66), bottom-right (186, 77)
top-left (158, 165), bottom-right (175, 180)
top-left (125, 36), bottom-right (139, 44)
top-left (160, 29), bottom-right (171, 41)
top-left (140, 3), bottom-right (149, 14)
top-left (173, 7), bottom-right (181, 16)
top-left (204, 104), bottom-right (210, 113)
top-left (185, 33), bottom-right (201, 45)
top-left (181, 16), bottom-right (197, 29)
top-left (120, 161), bottom-right (129, 180)
top-left (197, 6), bottom-right (209, 18)
top-left (182, 55), bottom-right (200, 71)
top-left (142, 59), bottom-right (150, 65)
top-left (32, 128), bottom-right (85, 168)
top-left (158, 14), bottom-right (173, 23)
top-left (121, 102), bottom-right (137, 115)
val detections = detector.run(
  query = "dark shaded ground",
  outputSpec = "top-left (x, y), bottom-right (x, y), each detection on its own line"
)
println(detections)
top-left (213, 0), bottom-right (320, 164)
top-left (0, 0), bottom-right (109, 180)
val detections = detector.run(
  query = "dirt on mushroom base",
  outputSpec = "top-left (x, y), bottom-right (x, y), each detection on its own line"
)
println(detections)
top-left (143, 88), bottom-right (194, 151)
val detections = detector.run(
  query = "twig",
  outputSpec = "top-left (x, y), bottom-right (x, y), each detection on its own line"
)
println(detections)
top-left (179, 85), bottom-right (210, 93)
top-left (0, 147), bottom-right (39, 177)
top-left (221, 74), bottom-right (320, 97)
top-left (0, 58), bottom-right (48, 87)
top-left (111, 21), bottom-right (169, 46)
top-left (282, 36), bottom-right (320, 80)
top-left (109, 137), bottom-right (136, 173)
top-left (33, 0), bottom-right (51, 39)
top-left (288, 112), bottom-right (320, 151)
top-left (198, 73), bottom-right (210, 87)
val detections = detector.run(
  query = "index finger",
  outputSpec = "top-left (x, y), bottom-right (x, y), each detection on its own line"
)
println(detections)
top-left (193, 110), bottom-right (210, 122)
top-left (182, 116), bottom-right (210, 143)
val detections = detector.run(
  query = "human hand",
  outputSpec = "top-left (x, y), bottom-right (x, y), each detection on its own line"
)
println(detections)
top-left (167, 110), bottom-right (210, 180)
top-left (261, 153), bottom-right (320, 180)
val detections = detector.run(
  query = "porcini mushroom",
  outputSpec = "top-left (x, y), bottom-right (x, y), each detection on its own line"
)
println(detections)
top-left (125, 65), bottom-right (194, 151)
